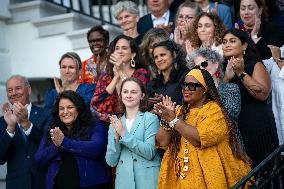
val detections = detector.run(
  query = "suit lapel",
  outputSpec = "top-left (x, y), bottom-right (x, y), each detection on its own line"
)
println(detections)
top-left (129, 112), bottom-right (144, 134)
top-left (29, 105), bottom-right (39, 126)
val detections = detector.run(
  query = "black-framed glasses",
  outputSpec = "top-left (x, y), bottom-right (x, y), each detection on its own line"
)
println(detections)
top-left (182, 81), bottom-right (203, 91)
top-left (88, 38), bottom-right (105, 44)
top-left (200, 60), bottom-right (208, 68)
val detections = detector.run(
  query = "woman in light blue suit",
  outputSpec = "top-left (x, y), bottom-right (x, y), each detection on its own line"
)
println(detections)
top-left (105, 77), bottom-right (160, 189)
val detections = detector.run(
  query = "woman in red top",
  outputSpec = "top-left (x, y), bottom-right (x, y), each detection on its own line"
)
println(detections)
top-left (91, 35), bottom-right (150, 123)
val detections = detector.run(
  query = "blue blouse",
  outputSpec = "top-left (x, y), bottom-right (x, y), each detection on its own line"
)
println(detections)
top-left (44, 83), bottom-right (96, 109)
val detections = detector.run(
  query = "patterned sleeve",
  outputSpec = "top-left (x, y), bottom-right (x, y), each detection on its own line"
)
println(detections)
top-left (132, 68), bottom-right (150, 85)
top-left (219, 83), bottom-right (241, 123)
top-left (90, 74), bottom-right (119, 122)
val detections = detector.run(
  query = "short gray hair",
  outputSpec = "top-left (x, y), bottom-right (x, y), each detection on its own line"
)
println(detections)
top-left (6, 74), bottom-right (30, 88)
top-left (113, 1), bottom-right (139, 19)
top-left (187, 48), bottom-right (225, 78)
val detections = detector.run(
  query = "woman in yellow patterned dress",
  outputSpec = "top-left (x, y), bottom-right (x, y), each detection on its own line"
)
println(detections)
top-left (154, 67), bottom-right (251, 189)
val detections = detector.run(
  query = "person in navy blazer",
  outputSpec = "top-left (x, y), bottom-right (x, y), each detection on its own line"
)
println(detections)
top-left (137, 0), bottom-right (175, 38)
top-left (0, 75), bottom-right (50, 189)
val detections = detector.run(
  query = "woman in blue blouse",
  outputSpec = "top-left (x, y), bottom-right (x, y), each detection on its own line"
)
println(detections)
top-left (44, 52), bottom-right (96, 109)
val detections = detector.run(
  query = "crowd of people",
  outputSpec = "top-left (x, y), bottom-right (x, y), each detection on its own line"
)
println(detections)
top-left (1, 0), bottom-right (284, 189)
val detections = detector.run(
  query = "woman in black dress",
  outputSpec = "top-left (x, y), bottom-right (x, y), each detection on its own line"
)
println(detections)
top-left (222, 28), bottom-right (279, 166)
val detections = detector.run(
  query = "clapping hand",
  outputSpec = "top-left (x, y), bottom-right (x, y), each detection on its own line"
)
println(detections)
top-left (224, 57), bottom-right (236, 82)
top-left (50, 127), bottom-right (64, 147)
top-left (109, 52), bottom-right (123, 68)
top-left (153, 96), bottom-right (176, 122)
top-left (185, 40), bottom-right (195, 55)
top-left (2, 102), bottom-right (17, 133)
top-left (109, 115), bottom-right (125, 141)
top-left (12, 102), bottom-right (30, 130)
top-left (231, 56), bottom-right (245, 76)
top-left (54, 77), bottom-right (65, 93)
top-left (155, 22), bottom-right (173, 33)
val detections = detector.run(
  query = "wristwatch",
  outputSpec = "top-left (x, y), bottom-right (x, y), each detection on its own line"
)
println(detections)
top-left (168, 117), bottom-right (179, 128)
top-left (239, 72), bottom-right (247, 80)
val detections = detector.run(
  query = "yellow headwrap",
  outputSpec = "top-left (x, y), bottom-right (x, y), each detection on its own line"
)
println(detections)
top-left (186, 69), bottom-right (207, 91)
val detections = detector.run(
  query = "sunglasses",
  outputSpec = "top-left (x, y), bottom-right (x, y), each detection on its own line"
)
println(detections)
top-left (200, 60), bottom-right (208, 68)
top-left (182, 81), bottom-right (203, 91)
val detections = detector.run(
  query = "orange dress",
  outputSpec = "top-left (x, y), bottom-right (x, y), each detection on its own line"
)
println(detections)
top-left (157, 101), bottom-right (251, 189)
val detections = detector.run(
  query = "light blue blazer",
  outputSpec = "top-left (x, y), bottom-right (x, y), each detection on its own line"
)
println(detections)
top-left (105, 111), bottom-right (161, 189)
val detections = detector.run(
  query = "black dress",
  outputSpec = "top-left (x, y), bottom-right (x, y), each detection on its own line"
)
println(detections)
top-left (231, 60), bottom-right (279, 166)
top-left (146, 65), bottom-right (189, 105)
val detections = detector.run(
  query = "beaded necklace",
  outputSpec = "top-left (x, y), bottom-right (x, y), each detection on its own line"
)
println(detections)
top-left (177, 104), bottom-right (206, 180)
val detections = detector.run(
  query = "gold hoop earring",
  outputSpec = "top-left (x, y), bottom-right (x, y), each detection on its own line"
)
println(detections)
top-left (130, 56), bottom-right (135, 68)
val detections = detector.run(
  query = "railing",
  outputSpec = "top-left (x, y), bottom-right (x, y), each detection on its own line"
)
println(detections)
top-left (45, 0), bottom-right (148, 27)
top-left (232, 144), bottom-right (284, 189)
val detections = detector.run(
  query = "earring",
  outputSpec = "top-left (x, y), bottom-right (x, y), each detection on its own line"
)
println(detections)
top-left (243, 49), bottom-right (246, 55)
top-left (215, 70), bottom-right (220, 78)
top-left (130, 56), bottom-right (135, 68)
top-left (203, 91), bottom-right (206, 96)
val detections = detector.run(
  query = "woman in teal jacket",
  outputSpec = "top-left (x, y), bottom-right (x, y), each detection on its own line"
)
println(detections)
top-left (105, 78), bottom-right (160, 189)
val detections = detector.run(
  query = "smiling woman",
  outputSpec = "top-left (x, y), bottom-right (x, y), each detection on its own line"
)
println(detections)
top-left (154, 68), bottom-right (251, 189)
top-left (105, 78), bottom-right (160, 189)
top-left (44, 52), bottom-right (96, 109)
top-left (90, 35), bottom-right (149, 123)
top-left (36, 90), bottom-right (110, 189)
top-left (113, 1), bottom-right (143, 45)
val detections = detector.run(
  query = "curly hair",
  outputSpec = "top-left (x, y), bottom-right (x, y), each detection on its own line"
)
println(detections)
top-left (113, 0), bottom-right (139, 18)
top-left (87, 25), bottom-right (109, 44)
top-left (187, 12), bottom-right (226, 49)
top-left (106, 34), bottom-right (146, 78)
top-left (186, 48), bottom-right (225, 79)
top-left (118, 77), bottom-right (148, 115)
top-left (169, 67), bottom-right (251, 164)
top-left (47, 90), bottom-right (92, 144)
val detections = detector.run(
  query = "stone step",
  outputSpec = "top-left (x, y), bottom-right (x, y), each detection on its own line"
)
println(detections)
top-left (9, 0), bottom-right (66, 24)
top-left (66, 25), bottom-right (122, 50)
top-left (32, 12), bottom-right (100, 37)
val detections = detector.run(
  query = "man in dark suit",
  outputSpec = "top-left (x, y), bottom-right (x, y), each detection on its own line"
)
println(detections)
top-left (137, 0), bottom-right (176, 38)
top-left (0, 75), bottom-right (50, 189)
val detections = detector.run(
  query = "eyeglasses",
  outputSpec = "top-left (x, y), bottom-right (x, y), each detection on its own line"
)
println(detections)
top-left (182, 81), bottom-right (203, 91)
top-left (178, 15), bottom-right (194, 21)
top-left (200, 60), bottom-right (208, 68)
top-left (88, 38), bottom-right (105, 44)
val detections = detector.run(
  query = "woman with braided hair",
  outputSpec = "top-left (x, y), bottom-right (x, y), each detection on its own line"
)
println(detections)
top-left (154, 67), bottom-right (251, 189)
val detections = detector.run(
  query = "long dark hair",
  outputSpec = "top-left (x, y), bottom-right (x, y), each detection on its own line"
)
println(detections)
top-left (47, 90), bottom-right (92, 143)
top-left (223, 28), bottom-right (262, 62)
top-left (118, 77), bottom-right (148, 116)
top-left (169, 67), bottom-right (250, 164)
top-left (106, 35), bottom-right (146, 78)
